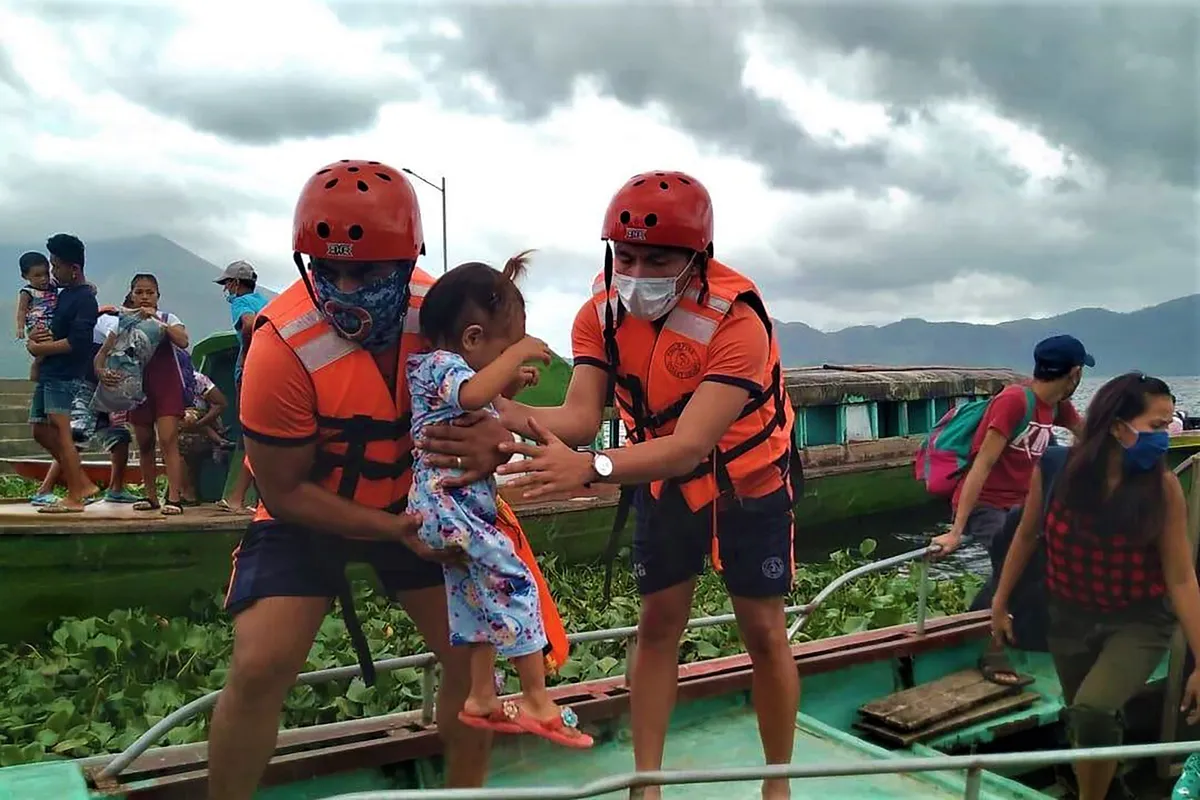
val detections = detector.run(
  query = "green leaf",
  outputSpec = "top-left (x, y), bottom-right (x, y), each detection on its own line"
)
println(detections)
top-left (88, 634), bottom-right (121, 655)
top-left (344, 678), bottom-right (371, 703)
top-left (858, 538), bottom-right (878, 557)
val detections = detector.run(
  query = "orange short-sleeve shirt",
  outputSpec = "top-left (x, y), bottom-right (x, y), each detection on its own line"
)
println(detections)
top-left (570, 298), bottom-right (770, 391)
top-left (238, 322), bottom-right (319, 446)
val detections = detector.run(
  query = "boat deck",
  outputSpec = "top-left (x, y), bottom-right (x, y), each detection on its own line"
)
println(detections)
top-left (0, 498), bottom-right (247, 534)
top-left (487, 704), bottom-right (1040, 799)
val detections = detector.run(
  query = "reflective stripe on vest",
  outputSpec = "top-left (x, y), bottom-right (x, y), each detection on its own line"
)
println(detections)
top-left (250, 272), bottom-right (433, 530)
top-left (590, 260), bottom-right (796, 512)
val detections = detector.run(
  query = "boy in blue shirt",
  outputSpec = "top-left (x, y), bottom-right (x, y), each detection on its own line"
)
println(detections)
top-left (214, 260), bottom-right (267, 512)
top-left (26, 234), bottom-right (99, 512)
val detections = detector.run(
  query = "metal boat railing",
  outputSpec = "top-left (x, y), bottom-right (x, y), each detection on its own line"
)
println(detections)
top-left (313, 740), bottom-right (1200, 800)
top-left (97, 543), bottom-right (939, 780)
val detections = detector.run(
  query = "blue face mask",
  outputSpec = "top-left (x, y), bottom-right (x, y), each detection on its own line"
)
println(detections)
top-left (312, 267), bottom-right (411, 352)
top-left (1122, 423), bottom-right (1170, 473)
top-left (224, 291), bottom-right (235, 304)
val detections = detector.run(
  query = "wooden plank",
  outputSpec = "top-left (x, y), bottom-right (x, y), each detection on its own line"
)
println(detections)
top-left (855, 691), bottom-right (1039, 748)
top-left (858, 668), bottom-right (1019, 732)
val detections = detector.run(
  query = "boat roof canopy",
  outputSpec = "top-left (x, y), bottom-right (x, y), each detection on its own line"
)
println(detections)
top-left (783, 365), bottom-right (1026, 406)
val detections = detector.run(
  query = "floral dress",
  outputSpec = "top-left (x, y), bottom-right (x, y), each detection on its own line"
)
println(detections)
top-left (20, 285), bottom-right (56, 336)
top-left (407, 349), bottom-right (547, 659)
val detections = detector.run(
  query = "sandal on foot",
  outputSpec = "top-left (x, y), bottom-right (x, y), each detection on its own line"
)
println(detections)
top-left (29, 493), bottom-right (57, 507)
top-left (215, 499), bottom-right (253, 514)
top-left (508, 702), bottom-right (594, 749)
top-left (132, 500), bottom-right (161, 512)
top-left (36, 501), bottom-right (85, 514)
top-left (978, 649), bottom-right (1034, 688)
top-left (161, 502), bottom-right (183, 516)
top-left (457, 707), bottom-right (525, 735)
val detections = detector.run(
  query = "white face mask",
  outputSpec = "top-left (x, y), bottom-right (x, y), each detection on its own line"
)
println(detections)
top-left (613, 260), bottom-right (693, 321)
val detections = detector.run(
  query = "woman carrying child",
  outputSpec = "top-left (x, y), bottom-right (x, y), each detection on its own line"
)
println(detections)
top-left (408, 252), bottom-right (592, 748)
top-left (991, 372), bottom-right (1200, 800)
top-left (97, 274), bottom-right (189, 515)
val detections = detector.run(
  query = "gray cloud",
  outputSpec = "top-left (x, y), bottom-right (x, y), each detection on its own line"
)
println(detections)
top-left (116, 73), bottom-right (402, 145)
top-left (769, 5), bottom-right (1199, 186)
top-left (369, 4), bottom-right (894, 195)
top-left (15, 1), bottom-right (411, 145)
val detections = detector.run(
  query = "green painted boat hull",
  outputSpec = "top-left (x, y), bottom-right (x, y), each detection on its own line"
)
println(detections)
top-left (6, 635), bottom-right (1157, 798)
top-left (0, 463), bottom-right (927, 646)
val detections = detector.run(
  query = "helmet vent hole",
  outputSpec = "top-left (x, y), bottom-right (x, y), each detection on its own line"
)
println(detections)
top-left (645, 213), bottom-right (658, 227)
top-left (348, 225), bottom-right (364, 241)
top-left (376, 172), bottom-right (392, 181)
top-left (317, 168), bottom-right (331, 175)
top-left (658, 181), bottom-right (669, 190)
top-left (619, 210), bottom-right (632, 224)
top-left (357, 180), bottom-right (369, 192)
top-left (678, 177), bottom-right (691, 185)
top-left (347, 166), bottom-right (360, 173)
top-left (324, 178), bottom-right (339, 189)
top-left (632, 179), bottom-right (645, 187)
top-left (368, 160), bottom-right (380, 165)
top-left (654, 172), bottom-right (665, 176)
top-left (316, 222), bottom-right (331, 238)
top-left (339, 159), bottom-right (350, 163)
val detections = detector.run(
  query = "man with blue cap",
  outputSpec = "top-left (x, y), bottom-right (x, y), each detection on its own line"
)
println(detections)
top-left (933, 334), bottom-right (1092, 685)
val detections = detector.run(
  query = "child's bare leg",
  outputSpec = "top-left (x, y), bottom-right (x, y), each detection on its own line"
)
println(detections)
top-left (512, 652), bottom-right (557, 720)
top-left (461, 644), bottom-right (500, 717)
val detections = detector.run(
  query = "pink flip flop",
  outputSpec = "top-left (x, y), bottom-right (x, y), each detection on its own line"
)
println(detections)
top-left (510, 702), bottom-right (594, 749)
top-left (457, 706), bottom-right (525, 735)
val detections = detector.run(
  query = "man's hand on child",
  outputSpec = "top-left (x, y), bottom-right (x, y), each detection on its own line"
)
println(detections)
top-left (393, 511), bottom-right (469, 567)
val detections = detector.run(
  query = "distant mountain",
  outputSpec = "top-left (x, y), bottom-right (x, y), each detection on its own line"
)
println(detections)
top-left (3, 235), bottom-right (1196, 378)
top-left (775, 294), bottom-right (1200, 376)
top-left (1, 235), bottom-right (277, 376)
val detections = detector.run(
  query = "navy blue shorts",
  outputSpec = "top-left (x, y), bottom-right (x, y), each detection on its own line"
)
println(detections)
top-left (224, 520), bottom-right (445, 615)
top-left (631, 484), bottom-right (794, 598)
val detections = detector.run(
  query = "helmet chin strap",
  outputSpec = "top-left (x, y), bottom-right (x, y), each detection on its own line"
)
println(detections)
top-left (295, 252), bottom-right (319, 308)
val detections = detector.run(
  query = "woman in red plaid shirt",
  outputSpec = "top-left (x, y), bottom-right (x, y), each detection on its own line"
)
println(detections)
top-left (990, 372), bottom-right (1200, 800)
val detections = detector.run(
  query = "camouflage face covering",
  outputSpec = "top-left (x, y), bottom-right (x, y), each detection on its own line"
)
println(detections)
top-left (313, 266), bottom-right (411, 352)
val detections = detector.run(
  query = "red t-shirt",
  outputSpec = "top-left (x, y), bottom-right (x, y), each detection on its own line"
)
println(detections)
top-left (952, 384), bottom-right (1082, 510)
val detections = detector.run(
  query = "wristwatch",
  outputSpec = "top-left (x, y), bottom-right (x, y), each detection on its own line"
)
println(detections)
top-left (584, 449), bottom-right (614, 487)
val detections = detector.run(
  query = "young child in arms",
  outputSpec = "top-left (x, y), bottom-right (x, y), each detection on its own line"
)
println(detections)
top-left (408, 251), bottom-right (592, 749)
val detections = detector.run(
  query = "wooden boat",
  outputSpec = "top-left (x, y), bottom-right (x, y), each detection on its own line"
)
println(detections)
top-left (0, 353), bottom-right (1026, 644)
top-left (2, 538), bottom-right (1195, 799)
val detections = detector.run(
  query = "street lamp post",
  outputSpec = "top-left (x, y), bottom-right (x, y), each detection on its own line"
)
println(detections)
top-left (401, 168), bottom-right (448, 274)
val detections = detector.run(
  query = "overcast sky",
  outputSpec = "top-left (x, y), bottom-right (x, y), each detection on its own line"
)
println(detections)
top-left (1, 1), bottom-right (1195, 355)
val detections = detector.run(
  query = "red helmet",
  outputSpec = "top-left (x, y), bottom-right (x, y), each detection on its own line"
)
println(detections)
top-left (600, 171), bottom-right (713, 253)
top-left (292, 160), bottom-right (424, 262)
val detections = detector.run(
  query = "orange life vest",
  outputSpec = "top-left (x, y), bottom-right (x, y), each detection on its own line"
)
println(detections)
top-left (249, 272), bottom-right (569, 676)
top-left (250, 272), bottom-right (432, 527)
top-left (589, 258), bottom-right (800, 512)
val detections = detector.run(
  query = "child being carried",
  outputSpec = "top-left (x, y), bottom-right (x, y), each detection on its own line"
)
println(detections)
top-left (14, 252), bottom-right (56, 381)
top-left (407, 251), bottom-right (592, 749)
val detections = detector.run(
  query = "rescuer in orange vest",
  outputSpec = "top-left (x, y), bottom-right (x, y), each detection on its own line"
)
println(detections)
top-left (488, 171), bottom-right (805, 800)
top-left (206, 160), bottom-right (525, 799)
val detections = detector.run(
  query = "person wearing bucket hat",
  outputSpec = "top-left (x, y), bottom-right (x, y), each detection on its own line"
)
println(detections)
top-left (214, 260), bottom-right (268, 513)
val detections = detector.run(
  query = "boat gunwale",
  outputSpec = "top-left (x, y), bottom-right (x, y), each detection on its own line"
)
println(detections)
top-left (82, 612), bottom-right (991, 798)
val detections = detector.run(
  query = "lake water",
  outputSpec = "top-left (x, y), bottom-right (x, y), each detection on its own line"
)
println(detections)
top-left (797, 374), bottom-right (1200, 579)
